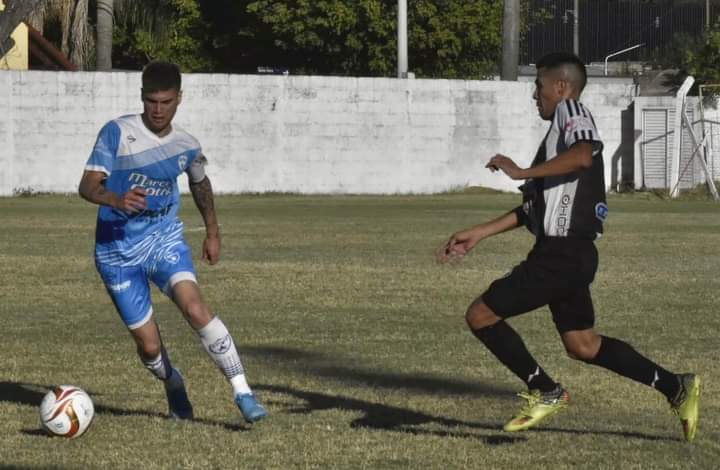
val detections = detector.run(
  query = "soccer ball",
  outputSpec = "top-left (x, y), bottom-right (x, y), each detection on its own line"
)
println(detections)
top-left (39, 385), bottom-right (95, 439)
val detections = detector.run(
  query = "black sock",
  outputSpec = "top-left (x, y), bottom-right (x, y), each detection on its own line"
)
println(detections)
top-left (472, 321), bottom-right (557, 392)
top-left (588, 336), bottom-right (679, 400)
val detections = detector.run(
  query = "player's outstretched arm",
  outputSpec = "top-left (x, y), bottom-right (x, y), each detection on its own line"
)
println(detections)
top-left (487, 142), bottom-right (593, 180)
top-left (189, 176), bottom-right (220, 265)
top-left (436, 210), bottom-right (519, 264)
top-left (78, 170), bottom-right (146, 212)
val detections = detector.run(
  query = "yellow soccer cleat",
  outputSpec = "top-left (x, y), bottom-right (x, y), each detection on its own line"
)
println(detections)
top-left (503, 386), bottom-right (570, 432)
top-left (670, 374), bottom-right (701, 442)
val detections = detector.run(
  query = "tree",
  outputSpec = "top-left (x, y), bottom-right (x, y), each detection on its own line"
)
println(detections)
top-left (409, 0), bottom-right (503, 78)
top-left (246, 0), bottom-right (504, 78)
top-left (113, 0), bottom-right (211, 71)
top-left (199, 0), bottom-right (278, 74)
top-left (26, 0), bottom-right (92, 69)
top-left (0, 0), bottom-right (46, 56)
top-left (27, 0), bottom-right (211, 72)
top-left (96, 0), bottom-right (112, 70)
top-left (685, 24), bottom-right (720, 87)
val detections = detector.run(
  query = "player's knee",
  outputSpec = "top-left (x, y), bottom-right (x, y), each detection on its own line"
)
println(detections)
top-left (465, 301), bottom-right (498, 331)
top-left (135, 338), bottom-right (162, 359)
top-left (184, 298), bottom-right (212, 326)
top-left (564, 343), bottom-right (597, 362)
top-left (563, 331), bottom-right (602, 362)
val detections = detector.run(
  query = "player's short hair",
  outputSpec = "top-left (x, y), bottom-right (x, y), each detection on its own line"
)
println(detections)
top-left (142, 61), bottom-right (182, 93)
top-left (536, 52), bottom-right (587, 93)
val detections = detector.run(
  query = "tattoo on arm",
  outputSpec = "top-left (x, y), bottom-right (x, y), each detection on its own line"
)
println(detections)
top-left (190, 177), bottom-right (219, 234)
top-left (79, 172), bottom-right (117, 208)
top-left (93, 184), bottom-right (111, 201)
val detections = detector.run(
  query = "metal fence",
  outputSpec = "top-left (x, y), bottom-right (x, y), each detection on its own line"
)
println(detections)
top-left (524, 0), bottom-right (720, 64)
top-left (700, 86), bottom-right (720, 182)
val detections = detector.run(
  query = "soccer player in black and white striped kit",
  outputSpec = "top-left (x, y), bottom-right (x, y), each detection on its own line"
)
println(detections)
top-left (438, 52), bottom-right (700, 440)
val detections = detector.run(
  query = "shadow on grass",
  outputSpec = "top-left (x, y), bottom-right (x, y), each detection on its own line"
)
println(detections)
top-left (0, 381), bottom-right (246, 434)
top-left (532, 426), bottom-right (682, 442)
top-left (244, 346), bottom-right (515, 398)
top-left (257, 383), bottom-right (524, 445)
top-left (246, 346), bottom-right (681, 443)
top-left (258, 383), bottom-right (680, 443)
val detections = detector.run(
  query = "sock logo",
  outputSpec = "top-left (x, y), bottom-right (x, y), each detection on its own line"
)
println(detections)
top-left (209, 334), bottom-right (233, 354)
top-left (651, 370), bottom-right (659, 388)
top-left (527, 366), bottom-right (540, 383)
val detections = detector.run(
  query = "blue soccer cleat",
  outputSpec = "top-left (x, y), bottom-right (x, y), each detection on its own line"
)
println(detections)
top-left (235, 393), bottom-right (268, 424)
top-left (165, 369), bottom-right (194, 420)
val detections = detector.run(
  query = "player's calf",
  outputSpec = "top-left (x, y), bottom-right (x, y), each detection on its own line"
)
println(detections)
top-left (196, 316), bottom-right (269, 424)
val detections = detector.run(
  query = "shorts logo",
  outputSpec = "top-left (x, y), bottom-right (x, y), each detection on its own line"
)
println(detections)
top-left (178, 155), bottom-right (188, 171)
top-left (109, 280), bottom-right (131, 292)
top-left (595, 202), bottom-right (609, 222)
top-left (209, 334), bottom-right (233, 354)
top-left (164, 252), bottom-right (180, 264)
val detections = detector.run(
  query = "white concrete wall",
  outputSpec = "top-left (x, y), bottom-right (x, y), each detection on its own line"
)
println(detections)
top-left (0, 70), bottom-right (635, 196)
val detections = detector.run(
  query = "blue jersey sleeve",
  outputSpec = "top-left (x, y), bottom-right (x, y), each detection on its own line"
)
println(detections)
top-left (86, 121), bottom-right (121, 175)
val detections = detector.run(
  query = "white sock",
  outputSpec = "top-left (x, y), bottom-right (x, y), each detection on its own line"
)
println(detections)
top-left (197, 317), bottom-right (252, 395)
top-left (142, 349), bottom-right (170, 381)
top-left (230, 374), bottom-right (252, 396)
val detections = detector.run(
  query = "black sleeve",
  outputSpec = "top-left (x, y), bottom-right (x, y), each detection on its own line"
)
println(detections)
top-left (512, 206), bottom-right (527, 227)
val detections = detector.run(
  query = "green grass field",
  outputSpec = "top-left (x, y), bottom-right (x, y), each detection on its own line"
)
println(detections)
top-left (1, 192), bottom-right (718, 469)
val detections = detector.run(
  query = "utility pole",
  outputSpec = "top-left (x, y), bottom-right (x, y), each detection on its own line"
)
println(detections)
top-left (397, 0), bottom-right (408, 78)
top-left (96, 0), bottom-right (113, 71)
top-left (501, 0), bottom-right (519, 81)
top-left (707, 0), bottom-right (711, 30)
top-left (573, 0), bottom-right (579, 56)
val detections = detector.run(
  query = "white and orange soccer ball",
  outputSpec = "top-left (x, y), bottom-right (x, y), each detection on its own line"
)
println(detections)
top-left (39, 385), bottom-right (95, 438)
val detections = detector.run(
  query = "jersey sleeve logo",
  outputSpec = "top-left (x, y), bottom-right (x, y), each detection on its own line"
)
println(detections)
top-left (178, 155), bottom-right (188, 171)
top-left (595, 202), bottom-right (609, 222)
top-left (562, 100), bottom-right (600, 145)
top-left (564, 116), bottom-right (595, 134)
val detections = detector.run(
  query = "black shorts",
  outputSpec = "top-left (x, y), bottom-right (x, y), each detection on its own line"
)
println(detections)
top-left (481, 237), bottom-right (599, 334)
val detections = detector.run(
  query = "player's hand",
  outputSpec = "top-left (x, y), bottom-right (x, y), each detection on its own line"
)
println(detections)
top-left (202, 233), bottom-right (221, 265)
top-left (435, 229), bottom-right (481, 264)
top-left (115, 187), bottom-right (147, 212)
top-left (486, 154), bottom-right (525, 180)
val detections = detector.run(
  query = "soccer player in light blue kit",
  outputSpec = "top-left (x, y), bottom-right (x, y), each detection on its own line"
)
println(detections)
top-left (79, 61), bottom-right (267, 424)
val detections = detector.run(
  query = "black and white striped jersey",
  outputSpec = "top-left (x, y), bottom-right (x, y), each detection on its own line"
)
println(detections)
top-left (515, 99), bottom-right (608, 241)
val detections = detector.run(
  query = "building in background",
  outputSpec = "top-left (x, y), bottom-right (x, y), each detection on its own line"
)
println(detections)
top-left (0, 0), bottom-right (29, 70)
top-left (0, 0), bottom-right (76, 71)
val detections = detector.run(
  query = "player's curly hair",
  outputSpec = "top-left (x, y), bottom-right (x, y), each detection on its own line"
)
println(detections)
top-left (142, 61), bottom-right (182, 93)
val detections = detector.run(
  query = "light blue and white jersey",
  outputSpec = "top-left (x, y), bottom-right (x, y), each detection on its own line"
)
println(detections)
top-left (85, 114), bottom-right (206, 266)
